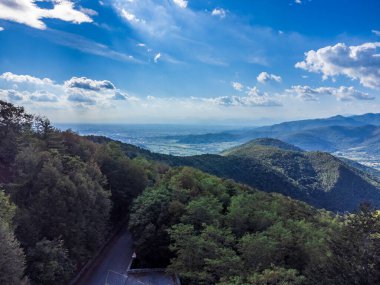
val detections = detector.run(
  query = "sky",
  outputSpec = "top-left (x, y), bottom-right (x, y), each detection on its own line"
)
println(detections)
top-left (0, 0), bottom-right (379, 125)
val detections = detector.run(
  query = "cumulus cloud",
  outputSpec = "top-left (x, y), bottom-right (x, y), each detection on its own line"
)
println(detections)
top-left (173, 0), bottom-right (188, 9)
top-left (0, 90), bottom-right (24, 101)
top-left (0, 72), bottom-right (54, 85)
top-left (0, 0), bottom-right (93, 30)
top-left (112, 91), bottom-right (128, 100)
top-left (211, 8), bottom-right (226, 18)
top-left (64, 77), bottom-right (115, 91)
top-left (204, 86), bottom-right (281, 107)
top-left (0, 89), bottom-right (59, 102)
top-left (296, 42), bottom-right (380, 89)
top-left (372, 30), bottom-right (380, 36)
top-left (231, 81), bottom-right (244, 91)
top-left (257, 72), bottom-right (282, 83)
top-left (0, 72), bottom-right (135, 108)
top-left (286, 85), bottom-right (375, 101)
top-left (0, 27), bottom-right (4, 31)
top-left (30, 90), bottom-right (59, 102)
top-left (295, 0), bottom-right (302, 4)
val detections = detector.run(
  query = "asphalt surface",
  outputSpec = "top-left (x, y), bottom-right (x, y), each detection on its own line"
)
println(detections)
top-left (75, 226), bottom-right (134, 285)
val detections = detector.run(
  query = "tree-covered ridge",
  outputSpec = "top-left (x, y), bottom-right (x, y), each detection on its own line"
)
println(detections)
top-left (128, 167), bottom-right (380, 285)
top-left (0, 101), bottom-right (156, 284)
top-left (88, 135), bottom-right (380, 212)
top-left (222, 138), bottom-right (304, 154)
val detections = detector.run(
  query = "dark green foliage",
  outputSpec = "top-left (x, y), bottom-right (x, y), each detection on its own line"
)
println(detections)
top-left (309, 204), bottom-right (380, 285)
top-left (0, 100), bottom-right (33, 166)
top-left (0, 101), bottom-right (151, 283)
top-left (26, 239), bottom-right (75, 285)
top-left (0, 191), bottom-right (25, 285)
top-left (95, 142), bottom-right (148, 221)
top-left (0, 222), bottom-right (26, 285)
top-left (128, 167), bottom-right (336, 285)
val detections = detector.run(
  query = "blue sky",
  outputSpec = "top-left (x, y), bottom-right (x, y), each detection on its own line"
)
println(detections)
top-left (0, 0), bottom-right (379, 125)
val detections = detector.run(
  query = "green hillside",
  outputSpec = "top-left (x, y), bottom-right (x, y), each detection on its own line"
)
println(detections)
top-left (3, 101), bottom-right (380, 284)
top-left (87, 136), bottom-right (380, 212)
top-left (221, 139), bottom-right (380, 211)
top-left (222, 138), bottom-right (303, 155)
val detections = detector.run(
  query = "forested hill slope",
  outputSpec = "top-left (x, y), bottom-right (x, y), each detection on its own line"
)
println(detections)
top-left (0, 101), bottom-right (158, 284)
top-left (222, 138), bottom-right (304, 155)
top-left (87, 136), bottom-right (380, 212)
top-left (221, 139), bottom-right (380, 211)
top-left (3, 101), bottom-right (380, 285)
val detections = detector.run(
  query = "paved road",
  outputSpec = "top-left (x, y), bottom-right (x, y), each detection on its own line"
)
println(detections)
top-left (75, 226), bottom-right (134, 285)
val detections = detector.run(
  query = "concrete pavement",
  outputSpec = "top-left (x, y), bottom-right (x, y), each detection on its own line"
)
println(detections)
top-left (74, 226), bottom-right (133, 285)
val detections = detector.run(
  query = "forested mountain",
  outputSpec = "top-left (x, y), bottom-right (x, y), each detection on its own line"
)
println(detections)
top-left (0, 101), bottom-right (157, 284)
top-left (3, 101), bottom-right (380, 285)
top-left (88, 136), bottom-right (380, 212)
top-left (128, 167), bottom-right (380, 285)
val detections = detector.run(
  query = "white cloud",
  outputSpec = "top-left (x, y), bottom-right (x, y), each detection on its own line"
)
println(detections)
top-left (211, 8), bottom-right (226, 18)
top-left (79, 7), bottom-right (98, 17)
top-left (154, 53), bottom-right (161, 63)
top-left (0, 72), bottom-right (54, 85)
top-left (286, 85), bottom-right (375, 101)
top-left (372, 30), bottom-right (380, 36)
top-left (257, 72), bottom-right (282, 83)
top-left (0, 0), bottom-right (93, 30)
top-left (121, 8), bottom-right (143, 23)
top-left (0, 72), bottom-right (134, 108)
top-left (232, 81), bottom-right (244, 91)
top-left (64, 77), bottom-right (115, 91)
top-left (0, 27), bottom-right (4, 32)
top-left (296, 42), bottom-right (380, 89)
top-left (295, 0), bottom-right (302, 4)
top-left (173, 0), bottom-right (188, 9)
top-left (204, 86), bottom-right (281, 107)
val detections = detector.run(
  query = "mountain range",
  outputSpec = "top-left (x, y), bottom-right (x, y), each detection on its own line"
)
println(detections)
top-left (165, 113), bottom-right (380, 155)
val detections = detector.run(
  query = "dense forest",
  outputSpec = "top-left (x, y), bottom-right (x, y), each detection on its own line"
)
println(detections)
top-left (0, 101), bottom-right (158, 284)
top-left (2, 100), bottom-right (380, 284)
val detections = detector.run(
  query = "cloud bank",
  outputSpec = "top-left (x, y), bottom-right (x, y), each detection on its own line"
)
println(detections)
top-left (286, 85), bottom-right (375, 101)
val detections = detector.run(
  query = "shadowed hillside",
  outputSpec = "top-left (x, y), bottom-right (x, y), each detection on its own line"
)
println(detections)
top-left (88, 136), bottom-right (380, 212)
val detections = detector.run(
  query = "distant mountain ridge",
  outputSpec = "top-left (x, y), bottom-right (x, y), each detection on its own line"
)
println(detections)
top-left (171, 113), bottom-right (380, 145)
top-left (165, 113), bottom-right (380, 156)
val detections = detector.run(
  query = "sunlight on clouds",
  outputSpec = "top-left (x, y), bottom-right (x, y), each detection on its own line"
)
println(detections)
top-left (257, 72), bottom-right (282, 84)
top-left (296, 42), bottom-right (380, 89)
top-left (201, 86), bottom-right (282, 107)
top-left (0, 0), bottom-right (93, 30)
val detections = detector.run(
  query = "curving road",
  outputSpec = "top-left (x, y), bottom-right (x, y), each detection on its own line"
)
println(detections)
top-left (74, 226), bottom-right (134, 285)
